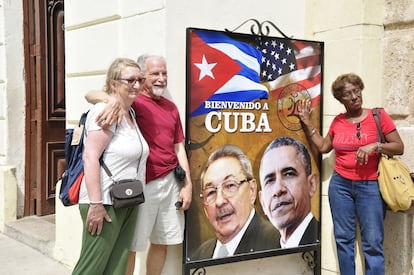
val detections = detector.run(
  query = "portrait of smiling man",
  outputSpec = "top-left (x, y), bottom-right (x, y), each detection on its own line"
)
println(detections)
top-left (192, 144), bottom-right (280, 260)
top-left (259, 136), bottom-right (319, 248)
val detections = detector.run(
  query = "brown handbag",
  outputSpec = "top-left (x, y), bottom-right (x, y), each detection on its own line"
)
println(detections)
top-left (110, 179), bottom-right (145, 209)
top-left (101, 160), bottom-right (145, 209)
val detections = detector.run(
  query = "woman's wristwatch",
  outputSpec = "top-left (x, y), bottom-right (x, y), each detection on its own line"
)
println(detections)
top-left (377, 142), bottom-right (382, 153)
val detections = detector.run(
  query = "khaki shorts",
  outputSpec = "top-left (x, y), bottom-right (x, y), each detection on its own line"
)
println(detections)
top-left (131, 171), bottom-right (185, 251)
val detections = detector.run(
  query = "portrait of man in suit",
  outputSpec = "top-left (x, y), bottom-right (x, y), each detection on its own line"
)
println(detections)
top-left (259, 136), bottom-right (319, 248)
top-left (192, 144), bottom-right (280, 260)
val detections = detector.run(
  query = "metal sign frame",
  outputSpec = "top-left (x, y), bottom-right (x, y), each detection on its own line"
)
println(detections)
top-left (183, 21), bottom-right (324, 275)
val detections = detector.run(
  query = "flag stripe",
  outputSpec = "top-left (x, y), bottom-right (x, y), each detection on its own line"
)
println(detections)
top-left (210, 43), bottom-right (261, 73)
top-left (196, 31), bottom-right (262, 72)
top-left (270, 76), bottom-right (321, 100)
top-left (296, 55), bottom-right (320, 70)
top-left (215, 75), bottom-right (269, 95)
top-left (268, 65), bottom-right (321, 92)
top-left (190, 30), bottom-right (269, 117)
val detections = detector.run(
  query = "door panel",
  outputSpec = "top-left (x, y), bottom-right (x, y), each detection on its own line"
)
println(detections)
top-left (23, 0), bottom-right (65, 216)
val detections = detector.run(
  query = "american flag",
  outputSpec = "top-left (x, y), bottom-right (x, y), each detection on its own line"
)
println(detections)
top-left (256, 37), bottom-right (297, 81)
top-left (188, 30), bottom-right (322, 116)
top-left (255, 36), bottom-right (322, 106)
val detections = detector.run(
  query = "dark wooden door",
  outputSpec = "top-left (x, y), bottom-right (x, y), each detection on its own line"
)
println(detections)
top-left (23, 0), bottom-right (66, 216)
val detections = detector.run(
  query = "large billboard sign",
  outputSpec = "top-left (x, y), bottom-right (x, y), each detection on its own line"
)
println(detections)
top-left (184, 27), bottom-right (324, 273)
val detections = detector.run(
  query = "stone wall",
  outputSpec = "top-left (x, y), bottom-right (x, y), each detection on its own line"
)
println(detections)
top-left (383, 0), bottom-right (414, 121)
top-left (382, 1), bottom-right (414, 274)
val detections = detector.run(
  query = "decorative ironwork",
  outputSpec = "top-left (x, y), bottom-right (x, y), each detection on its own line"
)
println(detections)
top-left (302, 251), bottom-right (316, 269)
top-left (225, 19), bottom-right (291, 38)
top-left (191, 267), bottom-right (207, 275)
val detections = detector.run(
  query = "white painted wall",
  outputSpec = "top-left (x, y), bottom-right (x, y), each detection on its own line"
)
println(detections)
top-left (60, 1), bottom-right (316, 274)
top-left (1, 0), bottom-right (412, 274)
top-left (0, 0), bottom-right (26, 218)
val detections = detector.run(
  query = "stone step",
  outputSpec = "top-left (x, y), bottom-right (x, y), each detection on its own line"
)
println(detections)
top-left (3, 215), bottom-right (55, 258)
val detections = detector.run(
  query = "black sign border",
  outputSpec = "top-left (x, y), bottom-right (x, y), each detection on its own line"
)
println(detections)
top-left (183, 26), bottom-right (324, 275)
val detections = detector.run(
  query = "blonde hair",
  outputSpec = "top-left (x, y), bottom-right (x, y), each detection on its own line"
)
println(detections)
top-left (103, 58), bottom-right (141, 94)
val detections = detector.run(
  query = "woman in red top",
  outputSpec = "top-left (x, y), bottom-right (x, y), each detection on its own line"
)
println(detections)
top-left (298, 73), bottom-right (404, 275)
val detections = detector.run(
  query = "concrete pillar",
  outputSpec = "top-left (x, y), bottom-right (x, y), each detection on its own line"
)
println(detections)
top-left (0, 166), bottom-right (17, 231)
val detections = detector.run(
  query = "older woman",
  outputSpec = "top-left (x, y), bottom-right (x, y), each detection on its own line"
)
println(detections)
top-left (298, 73), bottom-right (404, 275)
top-left (72, 58), bottom-right (149, 275)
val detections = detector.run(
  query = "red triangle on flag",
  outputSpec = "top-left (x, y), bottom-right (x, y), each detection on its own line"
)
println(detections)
top-left (189, 31), bottom-right (241, 114)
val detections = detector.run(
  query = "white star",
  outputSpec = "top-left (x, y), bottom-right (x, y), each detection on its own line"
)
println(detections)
top-left (275, 53), bottom-right (280, 60)
top-left (194, 55), bottom-right (217, 81)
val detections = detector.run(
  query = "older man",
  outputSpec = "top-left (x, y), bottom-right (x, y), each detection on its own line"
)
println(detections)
top-left (192, 144), bottom-right (280, 260)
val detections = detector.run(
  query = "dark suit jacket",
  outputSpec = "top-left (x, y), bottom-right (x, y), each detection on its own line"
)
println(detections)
top-left (191, 212), bottom-right (281, 260)
top-left (299, 217), bottom-right (319, 246)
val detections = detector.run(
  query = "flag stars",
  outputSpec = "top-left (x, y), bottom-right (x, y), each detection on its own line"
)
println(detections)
top-left (278, 68), bottom-right (283, 75)
top-left (257, 37), bottom-right (297, 81)
top-left (266, 60), bottom-right (271, 67)
top-left (194, 55), bottom-right (217, 81)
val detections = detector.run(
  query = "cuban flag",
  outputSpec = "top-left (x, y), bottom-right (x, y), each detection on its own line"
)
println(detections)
top-left (189, 30), bottom-right (269, 117)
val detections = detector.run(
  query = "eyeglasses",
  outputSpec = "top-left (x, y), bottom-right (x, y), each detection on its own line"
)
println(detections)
top-left (342, 89), bottom-right (362, 100)
top-left (200, 178), bottom-right (250, 205)
top-left (117, 77), bottom-right (146, 87)
top-left (356, 122), bottom-right (361, 139)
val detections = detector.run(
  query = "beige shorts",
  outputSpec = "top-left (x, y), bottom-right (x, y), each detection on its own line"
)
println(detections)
top-left (131, 171), bottom-right (185, 251)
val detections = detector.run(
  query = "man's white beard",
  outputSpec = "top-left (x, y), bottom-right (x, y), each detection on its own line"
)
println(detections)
top-left (152, 86), bottom-right (166, 97)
